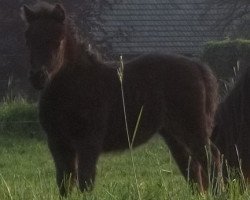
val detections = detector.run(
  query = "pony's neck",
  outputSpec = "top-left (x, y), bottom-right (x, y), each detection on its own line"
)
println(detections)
top-left (64, 27), bottom-right (81, 65)
top-left (62, 21), bottom-right (102, 71)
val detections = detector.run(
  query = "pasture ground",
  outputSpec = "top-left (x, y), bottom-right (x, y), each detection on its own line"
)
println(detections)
top-left (0, 100), bottom-right (249, 200)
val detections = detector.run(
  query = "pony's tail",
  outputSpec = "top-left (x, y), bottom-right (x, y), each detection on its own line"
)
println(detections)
top-left (199, 63), bottom-right (219, 136)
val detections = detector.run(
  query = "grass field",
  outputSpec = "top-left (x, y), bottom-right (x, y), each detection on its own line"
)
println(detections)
top-left (0, 100), bottom-right (250, 200)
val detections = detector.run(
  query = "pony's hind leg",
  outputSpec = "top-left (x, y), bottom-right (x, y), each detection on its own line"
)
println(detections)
top-left (163, 126), bottom-right (221, 192)
top-left (184, 121), bottom-right (222, 192)
top-left (209, 141), bottom-right (224, 192)
top-left (47, 136), bottom-right (77, 197)
top-left (160, 129), bottom-right (207, 192)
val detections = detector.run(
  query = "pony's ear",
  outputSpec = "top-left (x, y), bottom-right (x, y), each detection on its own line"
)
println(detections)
top-left (21, 5), bottom-right (36, 23)
top-left (52, 4), bottom-right (65, 22)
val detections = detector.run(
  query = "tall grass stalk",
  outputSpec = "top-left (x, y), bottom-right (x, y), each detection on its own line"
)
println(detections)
top-left (117, 55), bottom-right (142, 200)
top-left (235, 145), bottom-right (247, 190)
top-left (205, 145), bottom-right (223, 196)
top-left (0, 174), bottom-right (13, 200)
top-left (222, 60), bottom-right (241, 95)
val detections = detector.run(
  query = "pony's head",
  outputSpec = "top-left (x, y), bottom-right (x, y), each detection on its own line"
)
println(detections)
top-left (21, 3), bottom-right (66, 90)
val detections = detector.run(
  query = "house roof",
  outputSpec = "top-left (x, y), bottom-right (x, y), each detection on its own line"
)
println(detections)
top-left (92, 0), bottom-right (228, 57)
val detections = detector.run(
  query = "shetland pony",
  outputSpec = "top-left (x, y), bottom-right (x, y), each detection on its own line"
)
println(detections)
top-left (22, 2), bottom-right (221, 196)
top-left (212, 61), bottom-right (250, 183)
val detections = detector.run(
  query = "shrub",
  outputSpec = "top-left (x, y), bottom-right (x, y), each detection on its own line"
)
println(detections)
top-left (202, 39), bottom-right (250, 80)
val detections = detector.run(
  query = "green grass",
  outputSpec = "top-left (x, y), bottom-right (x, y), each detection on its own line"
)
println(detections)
top-left (1, 135), bottom-right (250, 200)
top-left (0, 134), bottom-right (193, 200)
top-left (0, 100), bottom-right (250, 199)
top-left (0, 99), bottom-right (40, 137)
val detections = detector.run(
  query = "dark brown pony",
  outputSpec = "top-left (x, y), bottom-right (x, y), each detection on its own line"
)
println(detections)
top-left (212, 61), bottom-right (250, 182)
top-left (21, 2), bottom-right (221, 196)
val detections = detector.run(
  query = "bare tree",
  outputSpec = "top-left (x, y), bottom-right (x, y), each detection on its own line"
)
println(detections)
top-left (61, 0), bottom-right (116, 58)
top-left (205, 0), bottom-right (250, 38)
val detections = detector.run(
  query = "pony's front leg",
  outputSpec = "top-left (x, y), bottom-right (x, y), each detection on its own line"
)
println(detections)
top-left (47, 136), bottom-right (77, 197)
top-left (75, 139), bottom-right (102, 192)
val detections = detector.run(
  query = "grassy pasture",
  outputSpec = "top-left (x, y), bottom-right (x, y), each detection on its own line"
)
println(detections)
top-left (0, 100), bottom-right (249, 200)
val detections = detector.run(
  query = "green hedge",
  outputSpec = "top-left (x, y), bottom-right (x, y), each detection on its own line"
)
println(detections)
top-left (202, 39), bottom-right (250, 79)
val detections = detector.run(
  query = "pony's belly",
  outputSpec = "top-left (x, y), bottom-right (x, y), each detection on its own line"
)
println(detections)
top-left (102, 103), bottom-right (163, 152)
top-left (102, 128), bottom-right (155, 152)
